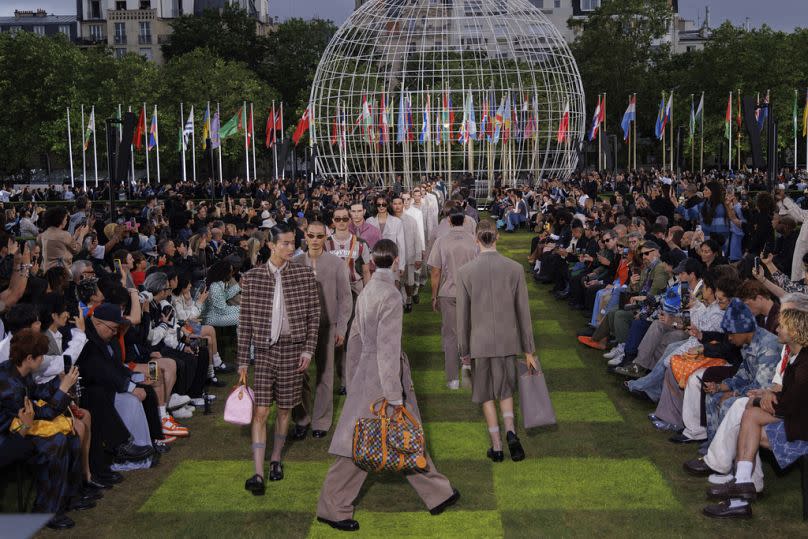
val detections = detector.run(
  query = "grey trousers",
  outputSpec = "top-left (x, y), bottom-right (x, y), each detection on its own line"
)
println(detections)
top-left (654, 367), bottom-right (685, 429)
top-left (295, 325), bottom-right (337, 432)
top-left (114, 392), bottom-right (151, 446)
top-left (438, 296), bottom-right (459, 382)
top-left (635, 322), bottom-right (689, 371)
top-left (317, 455), bottom-right (453, 521)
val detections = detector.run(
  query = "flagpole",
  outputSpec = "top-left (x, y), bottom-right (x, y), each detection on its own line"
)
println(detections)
top-left (280, 102), bottom-right (285, 180)
top-left (242, 101), bottom-right (250, 183)
top-left (154, 105), bottom-right (161, 183)
top-left (700, 93), bottom-right (704, 172)
top-left (128, 105), bottom-right (134, 187)
top-left (143, 103), bottom-right (150, 184)
top-left (795, 90), bottom-right (799, 171)
top-left (216, 102), bottom-right (223, 184)
top-left (250, 102), bottom-right (257, 180)
top-left (90, 106), bottom-right (98, 187)
top-left (180, 102), bottom-right (187, 182)
top-left (737, 88), bottom-right (741, 171)
top-left (191, 105), bottom-right (197, 182)
top-left (690, 94), bottom-right (694, 172)
top-left (633, 93), bottom-right (637, 171)
top-left (662, 92), bottom-right (666, 172)
top-left (271, 101), bottom-right (278, 179)
top-left (728, 92), bottom-right (733, 171)
top-left (66, 107), bottom-right (75, 188)
top-left (669, 92), bottom-right (673, 174)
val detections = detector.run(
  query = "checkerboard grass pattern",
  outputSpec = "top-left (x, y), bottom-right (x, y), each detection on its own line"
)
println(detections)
top-left (53, 230), bottom-right (808, 537)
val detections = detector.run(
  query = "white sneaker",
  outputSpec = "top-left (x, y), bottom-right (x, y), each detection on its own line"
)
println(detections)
top-left (168, 394), bottom-right (191, 411)
top-left (604, 343), bottom-right (624, 359)
top-left (707, 473), bottom-right (734, 485)
top-left (172, 405), bottom-right (194, 419)
top-left (446, 380), bottom-right (460, 390)
top-left (606, 353), bottom-right (625, 367)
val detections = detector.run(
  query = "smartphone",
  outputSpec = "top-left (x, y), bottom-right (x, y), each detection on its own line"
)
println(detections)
top-left (148, 360), bottom-right (159, 382)
top-left (622, 248), bottom-right (629, 256)
top-left (753, 256), bottom-right (760, 273)
top-left (114, 258), bottom-right (123, 274)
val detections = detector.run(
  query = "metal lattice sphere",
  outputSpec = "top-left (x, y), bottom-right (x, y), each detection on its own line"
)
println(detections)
top-left (309, 0), bottom-right (585, 188)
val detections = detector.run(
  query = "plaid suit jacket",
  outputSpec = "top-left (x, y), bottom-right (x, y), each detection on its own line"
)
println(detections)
top-left (237, 260), bottom-right (321, 367)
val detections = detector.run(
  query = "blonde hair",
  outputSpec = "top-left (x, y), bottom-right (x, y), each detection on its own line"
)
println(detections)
top-left (780, 308), bottom-right (808, 348)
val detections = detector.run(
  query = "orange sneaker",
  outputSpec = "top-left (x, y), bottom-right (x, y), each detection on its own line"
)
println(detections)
top-left (578, 335), bottom-right (607, 350)
top-left (161, 416), bottom-right (190, 437)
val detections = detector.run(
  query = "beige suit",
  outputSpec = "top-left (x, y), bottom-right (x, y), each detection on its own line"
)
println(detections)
top-left (293, 251), bottom-right (353, 431)
top-left (399, 212), bottom-right (424, 292)
top-left (367, 215), bottom-right (406, 273)
top-left (317, 269), bottom-right (453, 521)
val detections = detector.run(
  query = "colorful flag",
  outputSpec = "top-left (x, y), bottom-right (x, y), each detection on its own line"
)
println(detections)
top-left (695, 92), bottom-right (704, 120)
top-left (654, 95), bottom-right (666, 140)
top-left (182, 106), bottom-right (194, 150)
top-left (420, 94), bottom-right (431, 144)
top-left (147, 108), bottom-right (158, 150)
top-left (441, 90), bottom-right (451, 142)
top-left (502, 93), bottom-right (512, 142)
top-left (736, 92), bottom-right (742, 129)
top-left (689, 96), bottom-right (696, 141)
top-left (211, 110), bottom-right (221, 149)
top-left (588, 95), bottom-right (603, 142)
top-left (725, 92), bottom-right (733, 139)
top-left (493, 96), bottom-right (505, 144)
top-left (292, 106), bottom-right (311, 145)
top-left (379, 92), bottom-right (389, 144)
top-left (397, 92), bottom-right (406, 144)
top-left (556, 102), bottom-right (570, 143)
top-left (133, 106), bottom-right (144, 150)
top-left (467, 91), bottom-right (477, 141)
top-left (265, 105), bottom-right (276, 148)
top-left (218, 108), bottom-right (240, 140)
top-left (406, 93), bottom-right (415, 142)
top-left (331, 101), bottom-right (339, 146)
top-left (621, 95), bottom-right (636, 141)
top-left (802, 89), bottom-right (808, 137)
top-left (201, 105), bottom-right (211, 150)
top-left (480, 95), bottom-right (489, 141)
top-left (83, 107), bottom-right (95, 151)
top-left (756, 91), bottom-right (769, 134)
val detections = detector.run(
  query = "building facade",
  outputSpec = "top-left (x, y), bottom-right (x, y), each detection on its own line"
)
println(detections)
top-left (76, 0), bottom-right (270, 63)
top-left (0, 9), bottom-right (78, 41)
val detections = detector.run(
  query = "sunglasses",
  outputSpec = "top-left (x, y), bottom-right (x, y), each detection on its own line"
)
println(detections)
top-left (640, 251), bottom-right (655, 257)
top-left (332, 216), bottom-right (350, 222)
top-left (306, 233), bottom-right (326, 239)
top-left (377, 202), bottom-right (387, 207)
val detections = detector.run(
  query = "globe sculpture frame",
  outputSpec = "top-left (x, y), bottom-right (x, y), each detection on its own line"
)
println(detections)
top-left (309, 0), bottom-right (585, 190)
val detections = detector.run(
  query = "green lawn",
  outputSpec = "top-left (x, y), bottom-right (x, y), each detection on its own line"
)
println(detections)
top-left (21, 230), bottom-right (808, 537)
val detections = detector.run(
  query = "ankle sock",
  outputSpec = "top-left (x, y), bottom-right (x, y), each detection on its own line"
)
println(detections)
top-left (213, 354), bottom-right (223, 367)
top-left (735, 460), bottom-right (753, 484)
top-left (207, 364), bottom-right (215, 379)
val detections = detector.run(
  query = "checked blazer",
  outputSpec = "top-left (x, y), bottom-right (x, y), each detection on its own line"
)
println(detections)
top-left (237, 260), bottom-right (321, 367)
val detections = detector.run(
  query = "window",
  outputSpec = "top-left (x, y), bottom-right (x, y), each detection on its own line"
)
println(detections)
top-left (115, 47), bottom-right (126, 58)
top-left (580, 0), bottom-right (599, 10)
top-left (532, 0), bottom-right (544, 8)
top-left (114, 22), bottom-right (126, 44)
top-left (33, 26), bottom-right (46, 36)
top-left (139, 0), bottom-right (151, 9)
top-left (138, 21), bottom-right (151, 44)
top-left (116, 1), bottom-right (127, 10)
top-left (89, 24), bottom-right (103, 41)
top-left (59, 25), bottom-right (71, 36)
top-left (555, 0), bottom-right (561, 7)
top-left (91, 0), bottom-right (101, 18)
top-left (139, 47), bottom-right (152, 60)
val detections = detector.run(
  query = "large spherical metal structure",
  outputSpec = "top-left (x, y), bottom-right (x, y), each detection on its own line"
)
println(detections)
top-left (309, 0), bottom-right (585, 188)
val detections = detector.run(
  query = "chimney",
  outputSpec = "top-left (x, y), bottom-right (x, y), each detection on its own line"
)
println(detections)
top-left (705, 6), bottom-right (710, 29)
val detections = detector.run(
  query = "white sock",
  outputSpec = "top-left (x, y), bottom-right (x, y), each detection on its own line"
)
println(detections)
top-left (159, 405), bottom-right (167, 418)
top-left (728, 498), bottom-right (749, 508)
top-left (213, 354), bottom-right (223, 367)
top-left (207, 364), bottom-right (215, 379)
top-left (734, 460), bottom-right (753, 484)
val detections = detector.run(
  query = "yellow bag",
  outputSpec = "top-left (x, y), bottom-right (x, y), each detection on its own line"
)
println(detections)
top-left (11, 414), bottom-right (74, 438)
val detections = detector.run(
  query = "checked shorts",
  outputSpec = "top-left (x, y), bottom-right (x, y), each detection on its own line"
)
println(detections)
top-left (253, 336), bottom-right (304, 408)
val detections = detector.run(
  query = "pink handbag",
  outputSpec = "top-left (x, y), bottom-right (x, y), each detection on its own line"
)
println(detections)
top-left (224, 384), bottom-right (254, 425)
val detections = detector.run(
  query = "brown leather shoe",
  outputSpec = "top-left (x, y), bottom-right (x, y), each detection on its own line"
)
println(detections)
top-left (683, 457), bottom-right (716, 477)
top-left (706, 479), bottom-right (757, 501)
top-left (702, 500), bottom-right (752, 519)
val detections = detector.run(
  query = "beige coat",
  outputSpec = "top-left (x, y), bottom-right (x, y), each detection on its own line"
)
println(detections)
top-left (39, 226), bottom-right (80, 270)
top-left (399, 212), bottom-right (424, 265)
top-left (293, 251), bottom-right (353, 337)
top-left (456, 250), bottom-right (535, 358)
top-left (329, 269), bottom-right (421, 459)
top-left (367, 215), bottom-right (407, 272)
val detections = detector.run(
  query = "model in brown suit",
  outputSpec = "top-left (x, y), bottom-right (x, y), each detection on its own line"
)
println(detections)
top-left (316, 240), bottom-right (459, 532)
top-left (456, 219), bottom-right (537, 462)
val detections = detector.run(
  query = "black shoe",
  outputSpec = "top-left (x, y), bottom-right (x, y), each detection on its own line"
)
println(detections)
top-left (312, 430), bottom-right (328, 439)
top-left (290, 424), bottom-right (309, 441)
top-left (683, 457), bottom-right (716, 477)
top-left (95, 471), bottom-right (123, 485)
top-left (702, 500), bottom-right (752, 519)
top-left (506, 431), bottom-right (525, 462)
top-left (338, 386), bottom-right (347, 396)
top-left (245, 474), bottom-right (265, 496)
top-left (487, 448), bottom-right (504, 463)
top-left (69, 496), bottom-right (97, 511)
top-left (269, 461), bottom-right (284, 481)
top-left (153, 440), bottom-right (172, 454)
top-left (317, 517), bottom-right (359, 532)
top-left (47, 514), bottom-right (75, 530)
top-left (206, 376), bottom-right (227, 388)
top-left (412, 293), bottom-right (420, 304)
top-left (214, 363), bottom-right (236, 374)
top-left (404, 303), bottom-right (413, 313)
top-left (669, 433), bottom-right (705, 444)
top-left (85, 478), bottom-right (112, 490)
top-left (115, 441), bottom-right (154, 461)
top-left (79, 486), bottom-right (104, 501)
top-left (429, 488), bottom-right (460, 515)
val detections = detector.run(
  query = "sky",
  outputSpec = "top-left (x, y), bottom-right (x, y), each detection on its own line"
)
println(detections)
top-left (0, 0), bottom-right (801, 32)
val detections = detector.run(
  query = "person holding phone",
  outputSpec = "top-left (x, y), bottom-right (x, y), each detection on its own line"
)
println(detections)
top-left (39, 206), bottom-right (89, 271)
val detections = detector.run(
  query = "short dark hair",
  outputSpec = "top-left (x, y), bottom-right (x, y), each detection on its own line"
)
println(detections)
top-left (449, 207), bottom-right (465, 227)
top-left (269, 223), bottom-right (294, 244)
top-left (714, 276), bottom-right (742, 298)
top-left (10, 328), bottom-right (49, 367)
top-left (476, 219), bottom-right (497, 247)
top-left (43, 206), bottom-right (68, 229)
top-left (372, 239), bottom-right (398, 269)
top-left (737, 280), bottom-right (773, 301)
top-left (4, 303), bottom-right (40, 334)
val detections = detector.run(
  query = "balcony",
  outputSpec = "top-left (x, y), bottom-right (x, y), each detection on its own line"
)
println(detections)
top-left (138, 34), bottom-right (152, 44)
top-left (114, 34), bottom-right (127, 44)
top-left (108, 8), bottom-right (155, 21)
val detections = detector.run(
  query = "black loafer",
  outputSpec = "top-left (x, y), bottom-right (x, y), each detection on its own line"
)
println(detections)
top-left (290, 424), bottom-right (309, 441)
top-left (312, 430), bottom-right (328, 439)
top-left (683, 457), bottom-right (716, 477)
top-left (703, 500), bottom-right (752, 519)
top-left (206, 377), bottom-right (227, 388)
top-left (79, 487), bottom-right (104, 501)
top-left (317, 517), bottom-right (359, 531)
top-left (706, 479), bottom-right (757, 501)
top-left (269, 461), bottom-right (284, 481)
top-left (412, 293), bottom-right (420, 304)
top-left (95, 471), bottom-right (123, 485)
top-left (215, 363), bottom-right (236, 374)
top-left (506, 431), bottom-right (525, 462)
top-left (85, 478), bottom-right (112, 490)
top-left (404, 303), bottom-right (413, 313)
top-left (429, 488), bottom-right (460, 515)
top-left (69, 496), bottom-right (96, 511)
top-left (669, 433), bottom-right (704, 444)
top-left (487, 448), bottom-right (504, 463)
top-left (338, 386), bottom-right (347, 396)
top-left (47, 514), bottom-right (75, 530)
top-left (245, 474), bottom-right (265, 496)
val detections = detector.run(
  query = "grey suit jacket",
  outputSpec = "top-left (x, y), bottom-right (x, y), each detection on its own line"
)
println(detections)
top-left (293, 251), bottom-right (353, 337)
top-left (456, 250), bottom-right (535, 358)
